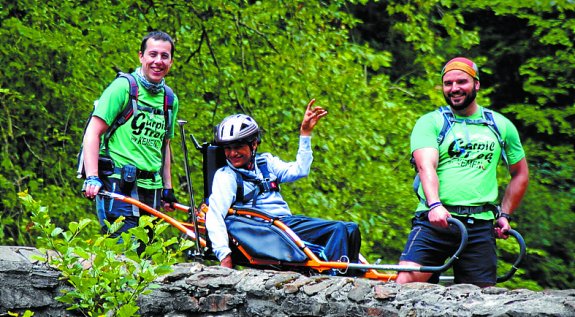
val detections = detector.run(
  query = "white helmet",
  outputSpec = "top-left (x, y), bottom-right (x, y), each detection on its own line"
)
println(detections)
top-left (214, 114), bottom-right (261, 146)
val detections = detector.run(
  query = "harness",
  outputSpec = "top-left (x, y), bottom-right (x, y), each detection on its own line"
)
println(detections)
top-left (233, 155), bottom-right (280, 207)
top-left (436, 106), bottom-right (507, 166)
top-left (412, 106), bottom-right (507, 209)
top-left (76, 72), bottom-right (175, 179)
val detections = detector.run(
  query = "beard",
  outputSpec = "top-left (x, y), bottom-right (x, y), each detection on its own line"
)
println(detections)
top-left (444, 86), bottom-right (477, 111)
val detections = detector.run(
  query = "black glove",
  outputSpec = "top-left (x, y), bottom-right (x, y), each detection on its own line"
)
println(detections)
top-left (161, 188), bottom-right (177, 206)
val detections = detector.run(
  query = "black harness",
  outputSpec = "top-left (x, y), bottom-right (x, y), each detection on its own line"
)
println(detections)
top-left (233, 155), bottom-right (280, 207)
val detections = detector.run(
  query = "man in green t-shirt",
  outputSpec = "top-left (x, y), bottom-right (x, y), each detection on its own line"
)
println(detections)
top-left (82, 31), bottom-right (179, 245)
top-left (396, 57), bottom-right (529, 287)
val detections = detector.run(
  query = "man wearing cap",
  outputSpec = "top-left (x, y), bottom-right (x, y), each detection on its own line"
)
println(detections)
top-left (396, 57), bottom-right (529, 287)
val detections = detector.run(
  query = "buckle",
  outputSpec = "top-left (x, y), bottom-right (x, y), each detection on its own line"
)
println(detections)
top-left (259, 179), bottom-right (279, 192)
top-left (136, 170), bottom-right (157, 180)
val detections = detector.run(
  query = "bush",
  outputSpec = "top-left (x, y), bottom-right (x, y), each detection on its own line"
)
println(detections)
top-left (21, 191), bottom-right (193, 317)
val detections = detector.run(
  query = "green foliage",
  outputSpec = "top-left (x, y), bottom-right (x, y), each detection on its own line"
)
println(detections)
top-left (21, 191), bottom-right (192, 316)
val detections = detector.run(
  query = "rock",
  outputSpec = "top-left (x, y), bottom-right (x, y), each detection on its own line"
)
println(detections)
top-left (1, 246), bottom-right (574, 317)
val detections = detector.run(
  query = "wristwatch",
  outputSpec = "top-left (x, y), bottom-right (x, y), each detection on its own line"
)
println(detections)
top-left (498, 213), bottom-right (513, 222)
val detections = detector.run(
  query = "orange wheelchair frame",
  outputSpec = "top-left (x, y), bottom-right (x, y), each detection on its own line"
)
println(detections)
top-left (96, 137), bottom-right (526, 283)
top-left (99, 190), bottom-right (470, 281)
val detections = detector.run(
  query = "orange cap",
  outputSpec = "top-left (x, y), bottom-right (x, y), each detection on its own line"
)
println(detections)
top-left (441, 57), bottom-right (479, 80)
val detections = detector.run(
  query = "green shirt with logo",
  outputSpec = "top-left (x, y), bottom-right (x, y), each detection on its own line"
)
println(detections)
top-left (93, 73), bottom-right (179, 189)
top-left (410, 106), bottom-right (525, 219)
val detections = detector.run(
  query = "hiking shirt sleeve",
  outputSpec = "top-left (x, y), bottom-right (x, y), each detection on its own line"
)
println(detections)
top-left (267, 136), bottom-right (313, 183)
top-left (206, 168), bottom-right (238, 261)
top-left (92, 78), bottom-right (130, 127)
top-left (410, 112), bottom-right (442, 210)
top-left (410, 112), bottom-right (443, 152)
top-left (496, 113), bottom-right (526, 165)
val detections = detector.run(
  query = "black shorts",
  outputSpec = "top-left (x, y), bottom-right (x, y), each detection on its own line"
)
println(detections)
top-left (400, 217), bottom-right (497, 285)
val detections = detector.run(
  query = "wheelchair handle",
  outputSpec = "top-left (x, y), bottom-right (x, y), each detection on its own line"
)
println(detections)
top-left (496, 229), bottom-right (527, 283)
top-left (347, 217), bottom-right (468, 273)
top-left (418, 217), bottom-right (468, 272)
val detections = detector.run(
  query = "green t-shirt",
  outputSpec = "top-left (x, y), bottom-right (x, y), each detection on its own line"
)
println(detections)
top-left (93, 73), bottom-right (179, 189)
top-left (410, 106), bottom-right (525, 219)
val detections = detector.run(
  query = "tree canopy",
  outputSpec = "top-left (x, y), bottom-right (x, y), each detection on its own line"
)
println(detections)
top-left (1, 0), bottom-right (574, 290)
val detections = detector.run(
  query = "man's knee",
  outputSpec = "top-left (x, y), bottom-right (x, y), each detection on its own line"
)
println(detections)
top-left (339, 221), bottom-right (359, 236)
top-left (396, 271), bottom-right (433, 284)
top-left (395, 261), bottom-right (432, 284)
top-left (344, 222), bottom-right (361, 245)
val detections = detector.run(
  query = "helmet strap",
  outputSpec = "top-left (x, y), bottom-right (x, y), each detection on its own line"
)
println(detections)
top-left (247, 141), bottom-right (257, 170)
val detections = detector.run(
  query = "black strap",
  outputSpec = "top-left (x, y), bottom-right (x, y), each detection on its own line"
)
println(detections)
top-left (103, 72), bottom-right (139, 157)
top-left (234, 155), bottom-right (280, 206)
top-left (113, 167), bottom-right (159, 180)
top-left (159, 84), bottom-right (174, 183)
top-left (137, 170), bottom-right (159, 180)
top-left (235, 174), bottom-right (245, 203)
top-left (444, 204), bottom-right (499, 216)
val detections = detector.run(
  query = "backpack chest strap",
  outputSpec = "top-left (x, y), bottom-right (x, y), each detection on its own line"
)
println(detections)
top-left (234, 156), bottom-right (280, 207)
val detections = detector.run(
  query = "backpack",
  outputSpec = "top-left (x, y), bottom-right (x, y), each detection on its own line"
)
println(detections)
top-left (76, 72), bottom-right (175, 179)
top-left (233, 155), bottom-right (280, 207)
top-left (412, 106), bottom-right (507, 204)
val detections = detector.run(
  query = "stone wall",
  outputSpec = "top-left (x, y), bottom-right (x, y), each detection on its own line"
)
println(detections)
top-left (1, 246), bottom-right (574, 317)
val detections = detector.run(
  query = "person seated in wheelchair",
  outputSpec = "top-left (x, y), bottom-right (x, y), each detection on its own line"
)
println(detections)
top-left (205, 99), bottom-right (361, 272)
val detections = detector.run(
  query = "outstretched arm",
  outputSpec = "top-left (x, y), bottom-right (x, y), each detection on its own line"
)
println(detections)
top-left (300, 99), bottom-right (328, 136)
top-left (270, 99), bottom-right (327, 183)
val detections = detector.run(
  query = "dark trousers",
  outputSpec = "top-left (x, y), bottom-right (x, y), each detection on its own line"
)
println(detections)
top-left (281, 215), bottom-right (361, 263)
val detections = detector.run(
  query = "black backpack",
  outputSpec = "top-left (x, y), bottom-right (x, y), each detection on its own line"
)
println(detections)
top-left (412, 106), bottom-right (507, 204)
top-left (76, 72), bottom-right (175, 178)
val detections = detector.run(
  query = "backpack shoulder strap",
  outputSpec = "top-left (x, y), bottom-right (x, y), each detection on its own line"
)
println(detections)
top-left (235, 172), bottom-right (245, 204)
top-left (159, 84), bottom-right (175, 180)
top-left (482, 108), bottom-right (508, 167)
top-left (164, 84), bottom-right (175, 107)
top-left (482, 108), bottom-right (500, 136)
top-left (163, 84), bottom-right (175, 132)
top-left (437, 106), bottom-right (455, 146)
top-left (102, 72), bottom-right (139, 156)
top-left (255, 155), bottom-right (271, 179)
top-left (115, 72), bottom-right (139, 124)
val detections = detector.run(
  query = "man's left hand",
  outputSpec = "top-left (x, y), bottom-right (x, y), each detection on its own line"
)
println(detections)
top-left (494, 216), bottom-right (511, 239)
top-left (161, 188), bottom-right (177, 211)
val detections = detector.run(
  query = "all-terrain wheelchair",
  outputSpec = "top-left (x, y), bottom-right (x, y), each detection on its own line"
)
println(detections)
top-left (98, 137), bottom-right (526, 283)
